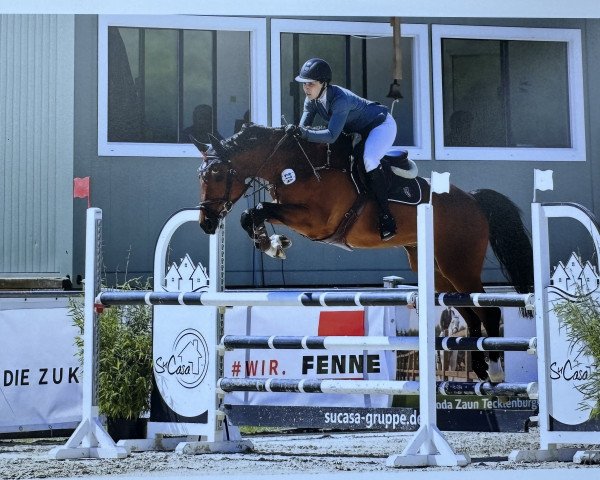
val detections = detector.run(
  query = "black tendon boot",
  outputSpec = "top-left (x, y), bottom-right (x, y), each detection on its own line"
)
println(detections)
top-left (366, 167), bottom-right (397, 241)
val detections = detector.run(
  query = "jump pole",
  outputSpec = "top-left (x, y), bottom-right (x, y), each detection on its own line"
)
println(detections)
top-left (96, 290), bottom-right (532, 309)
top-left (220, 335), bottom-right (537, 353)
top-left (216, 378), bottom-right (537, 398)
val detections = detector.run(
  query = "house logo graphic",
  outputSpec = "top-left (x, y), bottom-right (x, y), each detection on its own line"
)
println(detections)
top-left (154, 328), bottom-right (210, 389)
top-left (550, 252), bottom-right (600, 298)
top-left (164, 254), bottom-right (209, 292)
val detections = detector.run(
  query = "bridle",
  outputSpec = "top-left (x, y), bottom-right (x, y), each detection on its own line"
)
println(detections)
top-left (198, 153), bottom-right (242, 223)
top-left (197, 129), bottom-right (326, 224)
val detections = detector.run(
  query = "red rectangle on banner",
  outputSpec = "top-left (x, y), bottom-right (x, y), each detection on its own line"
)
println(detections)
top-left (317, 310), bottom-right (364, 336)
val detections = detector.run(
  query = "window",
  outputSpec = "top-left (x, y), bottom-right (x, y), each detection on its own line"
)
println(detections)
top-left (98, 16), bottom-right (267, 157)
top-left (433, 25), bottom-right (585, 161)
top-left (271, 20), bottom-right (431, 160)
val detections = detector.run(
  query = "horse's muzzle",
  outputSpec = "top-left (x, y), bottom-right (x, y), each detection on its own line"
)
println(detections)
top-left (199, 210), bottom-right (218, 234)
top-left (200, 219), bottom-right (216, 234)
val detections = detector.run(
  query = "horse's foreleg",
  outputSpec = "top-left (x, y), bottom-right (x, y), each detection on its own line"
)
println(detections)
top-left (241, 203), bottom-right (297, 258)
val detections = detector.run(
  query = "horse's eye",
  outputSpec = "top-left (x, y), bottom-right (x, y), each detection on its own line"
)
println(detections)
top-left (212, 170), bottom-right (224, 182)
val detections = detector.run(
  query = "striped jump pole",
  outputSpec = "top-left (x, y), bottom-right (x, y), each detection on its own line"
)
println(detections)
top-left (94, 289), bottom-right (534, 309)
top-left (220, 335), bottom-right (537, 353)
top-left (94, 289), bottom-right (416, 309)
top-left (436, 292), bottom-right (534, 309)
top-left (217, 378), bottom-right (538, 398)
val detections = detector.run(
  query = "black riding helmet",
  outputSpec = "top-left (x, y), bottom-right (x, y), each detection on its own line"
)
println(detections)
top-left (295, 58), bottom-right (332, 84)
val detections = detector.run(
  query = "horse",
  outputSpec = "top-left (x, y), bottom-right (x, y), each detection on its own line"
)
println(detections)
top-left (192, 122), bottom-right (534, 383)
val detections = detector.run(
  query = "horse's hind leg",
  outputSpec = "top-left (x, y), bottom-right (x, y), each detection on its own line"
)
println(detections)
top-left (478, 306), bottom-right (503, 382)
top-left (453, 306), bottom-right (503, 381)
top-left (439, 280), bottom-right (504, 381)
top-left (404, 246), bottom-right (494, 381)
top-left (435, 274), bottom-right (497, 381)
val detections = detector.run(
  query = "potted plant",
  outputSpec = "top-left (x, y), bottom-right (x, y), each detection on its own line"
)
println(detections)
top-left (70, 278), bottom-right (153, 441)
top-left (553, 293), bottom-right (600, 417)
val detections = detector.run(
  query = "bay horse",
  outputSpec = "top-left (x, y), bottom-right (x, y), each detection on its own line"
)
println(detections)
top-left (193, 123), bottom-right (534, 382)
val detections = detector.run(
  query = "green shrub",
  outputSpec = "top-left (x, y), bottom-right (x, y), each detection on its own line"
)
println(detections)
top-left (70, 279), bottom-right (153, 420)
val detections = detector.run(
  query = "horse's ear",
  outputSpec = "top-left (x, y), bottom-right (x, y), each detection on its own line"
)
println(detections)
top-left (208, 133), bottom-right (228, 159)
top-left (207, 133), bottom-right (220, 146)
top-left (189, 134), bottom-right (210, 154)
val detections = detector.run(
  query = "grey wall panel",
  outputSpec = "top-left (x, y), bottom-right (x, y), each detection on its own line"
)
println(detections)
top-left (71, 16), bottom-right (600, 289)
top-left (0, 14), bottom-right (74, 277)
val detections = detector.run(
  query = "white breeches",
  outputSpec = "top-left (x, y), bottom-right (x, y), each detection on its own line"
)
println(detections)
top-left (363, 113), bottom-right (397, 173)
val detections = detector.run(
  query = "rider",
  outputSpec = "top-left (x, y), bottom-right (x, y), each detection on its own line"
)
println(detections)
top-left (286, 58), bottom-right (398, 241)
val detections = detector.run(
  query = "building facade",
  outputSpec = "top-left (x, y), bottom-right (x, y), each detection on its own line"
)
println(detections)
top-left (2, 14), bottom-right (599, 288)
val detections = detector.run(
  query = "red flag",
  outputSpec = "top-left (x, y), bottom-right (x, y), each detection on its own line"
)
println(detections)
top-left (73, 177), bottom-right (91, 208)
top-left (318, 310), bottom-right (364, 336)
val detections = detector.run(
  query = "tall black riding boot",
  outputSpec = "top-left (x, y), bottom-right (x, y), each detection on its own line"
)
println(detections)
top-left (366, 167), bottom-right (397, 241)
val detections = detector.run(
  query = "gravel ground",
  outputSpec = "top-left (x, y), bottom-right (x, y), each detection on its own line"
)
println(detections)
top-left (0, 428), bottom-right (598, 480)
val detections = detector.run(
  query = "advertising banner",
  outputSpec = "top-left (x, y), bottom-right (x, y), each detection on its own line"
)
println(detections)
top-left (151, 305), bottom-right (218, 438)
top-left (223, 305), bottom-right (396, 408)
top-left (0, 297), bottom-right (82, 433)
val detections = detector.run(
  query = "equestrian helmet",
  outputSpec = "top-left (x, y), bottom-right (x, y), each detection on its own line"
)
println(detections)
top-left (295, 58), bottom-right (332, 84)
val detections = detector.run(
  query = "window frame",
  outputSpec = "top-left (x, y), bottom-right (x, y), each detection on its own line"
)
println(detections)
top-left (270, 19), bottom-right (432, 160)
top-left (98, 15), bottom-right (267, 157)
top-left (432, 24), bottom-right (585, 161)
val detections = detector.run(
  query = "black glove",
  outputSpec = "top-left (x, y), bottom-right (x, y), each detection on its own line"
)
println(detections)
top-left (285, 124), bottom-right (300, 137)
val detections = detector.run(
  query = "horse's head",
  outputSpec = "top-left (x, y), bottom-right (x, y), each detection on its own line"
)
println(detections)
top-left (192, 134), bottom-right (245, 234)
top-left (193, 124), bottom-right (283, 234)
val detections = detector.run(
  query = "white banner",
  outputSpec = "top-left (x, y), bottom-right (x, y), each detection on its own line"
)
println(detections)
top-left (0, 297), bottom-right (82, 433)
top-left (224, 305), bottom-right (395, 408)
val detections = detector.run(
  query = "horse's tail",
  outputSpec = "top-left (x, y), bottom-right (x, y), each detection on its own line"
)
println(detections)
top-left (471, 189), bottom-right (534, 294)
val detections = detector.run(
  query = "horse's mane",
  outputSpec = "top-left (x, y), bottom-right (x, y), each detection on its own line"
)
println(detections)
top-left (219, 123), bottom-right (279, 156)
top-left (217, 123), bottom-right (353, 176)
top-left (221, 123), bottom-right (352, 153)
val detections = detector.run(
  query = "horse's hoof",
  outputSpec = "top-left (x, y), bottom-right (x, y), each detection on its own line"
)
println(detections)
top-left (262, 235), bottom-right (287, 259)
top-left (487, 359), bottom-right (505, 383)
top-left (256, 235), bottom-right (271, 252)
top-left (277, 234), bottom-right (292, 249)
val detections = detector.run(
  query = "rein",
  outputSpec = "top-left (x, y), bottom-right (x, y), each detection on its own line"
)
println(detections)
top-left (252, 130), bottom-right (331, 183)
top-left (290, 135), bottom-right (325, 181)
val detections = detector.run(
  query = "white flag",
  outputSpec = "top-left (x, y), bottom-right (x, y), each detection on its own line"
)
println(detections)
top-left (534, 169), bottom-right (554, 192)
top-left (431, 171), bottom-right (450, 194)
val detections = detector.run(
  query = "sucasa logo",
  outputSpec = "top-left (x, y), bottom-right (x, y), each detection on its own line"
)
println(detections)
top-left (154, 328), bottom-right (209, 389)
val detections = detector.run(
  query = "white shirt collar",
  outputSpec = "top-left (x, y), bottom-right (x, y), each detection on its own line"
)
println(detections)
top-left (318, 87), bottom-right (327, 107)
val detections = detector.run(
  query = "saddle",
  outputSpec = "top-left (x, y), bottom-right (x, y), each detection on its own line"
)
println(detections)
top-left (316, 146), bottom-right (425, 250)
top-left (351, 144), bottom-right (425, 206)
